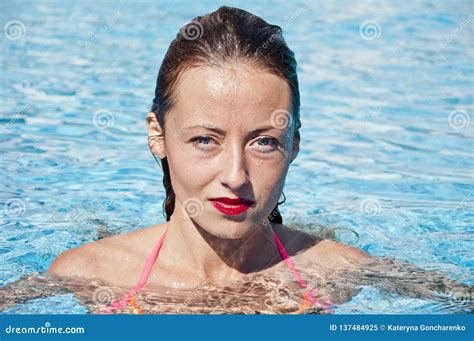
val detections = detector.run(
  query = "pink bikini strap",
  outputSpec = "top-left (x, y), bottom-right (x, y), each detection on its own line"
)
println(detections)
top-left (136, 225), bottom-right (169, 289)
top-left (273, 229), bottom-right (333, 308)
top-left (99, 226), bottom-right (169, 314)
top-left (272, 230), bottom-right (309, 289)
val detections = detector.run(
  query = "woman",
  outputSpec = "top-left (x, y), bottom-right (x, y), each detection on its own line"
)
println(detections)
top-left (47, 6), bottom-right (370, 312)
top-left (25, 6), bottom-right (468, 314)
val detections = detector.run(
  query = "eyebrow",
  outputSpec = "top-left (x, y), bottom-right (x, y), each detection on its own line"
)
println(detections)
top-left (182, 124), bottom-right (285, 135)
top-left (250, 125), bottom-right (283, 134)
top-left (182, 124), bottom-right (226, 135)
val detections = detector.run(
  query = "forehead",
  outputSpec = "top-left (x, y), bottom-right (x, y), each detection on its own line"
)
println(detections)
top-left (168, 64), bottom-right (292, 129)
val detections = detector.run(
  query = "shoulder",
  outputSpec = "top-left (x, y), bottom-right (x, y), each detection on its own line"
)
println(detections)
top-left (311, 239), bottom-right (369, 260)
top-left (303, 238), bottom-right (370, 271)
top-left (274, 222), bottom-right (370, 269)
top-left (47, 224), bottom-right (165, 283)
top-left (47, 241), bottom-right (101, 279)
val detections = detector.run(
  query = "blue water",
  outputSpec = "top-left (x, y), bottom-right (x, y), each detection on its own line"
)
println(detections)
top-left (1, 0), bottom-right (472, 314)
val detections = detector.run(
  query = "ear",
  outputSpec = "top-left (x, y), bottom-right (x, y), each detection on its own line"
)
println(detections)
top-left (289, 133), bottom-right (300, 163)
top-left (146, 112), bottom-right (167, 159)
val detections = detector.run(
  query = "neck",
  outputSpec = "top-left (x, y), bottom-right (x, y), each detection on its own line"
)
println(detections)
top-left (159, 212), bottom-right (282, 285)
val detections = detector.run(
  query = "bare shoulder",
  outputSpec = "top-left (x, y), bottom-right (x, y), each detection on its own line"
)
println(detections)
top-left (47, 224), bottom-right (165, 284)
top-left (305, 239), bottom-right (372, 269)
top-left (309, 239), bottom-right (370, 265)
top-left (47, 235), bottom-right (126, 280)
top-left (275, 222), bottom-right (370, 270)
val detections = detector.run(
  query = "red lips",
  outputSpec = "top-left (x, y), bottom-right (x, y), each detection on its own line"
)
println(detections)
top-left (209, 197), bottom-right (254, 215)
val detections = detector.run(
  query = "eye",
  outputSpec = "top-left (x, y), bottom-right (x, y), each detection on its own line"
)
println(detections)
top-left (255, 137), bottom-right (280, 153)
top-left (190, 136), bottom-right (216, 150)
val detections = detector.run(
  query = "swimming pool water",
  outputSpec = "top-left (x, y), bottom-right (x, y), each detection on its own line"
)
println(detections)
top-left (1, 0), bottom-right (472, 314)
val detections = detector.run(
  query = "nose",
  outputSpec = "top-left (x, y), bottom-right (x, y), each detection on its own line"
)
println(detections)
top-left (220, 142), bottom-right (250, 191)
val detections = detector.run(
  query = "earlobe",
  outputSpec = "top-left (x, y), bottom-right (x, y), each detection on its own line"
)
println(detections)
top-left (146, 112), bottom-right (167, 159)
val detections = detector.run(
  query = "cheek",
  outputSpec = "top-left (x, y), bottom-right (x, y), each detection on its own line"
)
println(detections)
top-left (249, 161), bottom-right (288, 207)
top-left (166, 146), bottom-right (201, 196)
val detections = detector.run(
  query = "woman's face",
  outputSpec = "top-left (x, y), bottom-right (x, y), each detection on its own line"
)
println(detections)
top-left (154, 63), bottom-right (299, 239)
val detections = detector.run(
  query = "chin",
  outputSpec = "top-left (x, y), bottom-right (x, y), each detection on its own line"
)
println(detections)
top-left (204, 218), bottom-right (256, 240)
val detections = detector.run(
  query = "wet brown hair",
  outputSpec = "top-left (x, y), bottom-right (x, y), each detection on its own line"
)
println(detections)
top-left (150, 6), bottom-right (301, 223)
